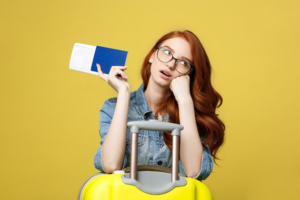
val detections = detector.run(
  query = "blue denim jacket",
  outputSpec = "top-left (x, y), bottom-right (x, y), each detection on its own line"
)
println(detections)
top-left (94, 83), bottom-right (213, 181)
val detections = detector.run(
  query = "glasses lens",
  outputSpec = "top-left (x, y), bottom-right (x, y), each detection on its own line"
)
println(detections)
top-left (176, 59), bottom-right (191, 74)
top-left (157, 47), bottom-right (172, 62)
top-left (157, 46), bottom-right (192, 74)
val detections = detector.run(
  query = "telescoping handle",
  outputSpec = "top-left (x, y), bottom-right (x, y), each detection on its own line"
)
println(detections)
top-left (127, 120), bottom-right (184, 182)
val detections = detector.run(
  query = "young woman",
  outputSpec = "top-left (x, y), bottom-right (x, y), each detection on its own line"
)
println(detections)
top-left (94, 30), bottom-right (225, 181)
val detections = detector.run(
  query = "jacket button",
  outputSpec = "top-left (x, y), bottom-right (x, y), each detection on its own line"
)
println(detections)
top-left (157, 161), bottom-right (163, 165)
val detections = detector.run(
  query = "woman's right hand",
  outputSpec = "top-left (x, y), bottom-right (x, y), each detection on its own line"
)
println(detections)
top-left (97, 64), bottom-right (130, 93)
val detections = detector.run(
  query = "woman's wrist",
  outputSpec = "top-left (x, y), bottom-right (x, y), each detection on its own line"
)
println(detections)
top-left (118, 87), bottom-right (131, 99)
top-left (177, 95), bottom-right (193, 106)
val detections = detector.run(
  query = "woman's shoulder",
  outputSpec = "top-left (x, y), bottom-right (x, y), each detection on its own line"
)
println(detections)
top-left (102, 90), bottom-right (138, 106)
top-left (104, 96), bottom-right (118, 104)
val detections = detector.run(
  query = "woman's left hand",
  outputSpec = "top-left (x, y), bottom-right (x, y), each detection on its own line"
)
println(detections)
top-left (170, 75), bottom-right (192, 104)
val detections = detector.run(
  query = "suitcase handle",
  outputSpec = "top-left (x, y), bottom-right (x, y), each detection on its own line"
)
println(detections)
top-left (127, 120), bottom-right (184, 182)
top-left (123, 165), bottom-right (186, 177)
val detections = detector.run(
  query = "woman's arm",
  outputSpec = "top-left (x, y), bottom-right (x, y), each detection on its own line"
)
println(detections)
top-left (170, 75), bottom-right (203, 177)
top-left (177, 97), bottom-right (203, 177)
top-left (101, 89), bottom-right (130, 173)
top-left (96, 64), bottom-right (131, 173)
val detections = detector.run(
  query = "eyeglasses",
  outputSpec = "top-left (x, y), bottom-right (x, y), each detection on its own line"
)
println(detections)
top-left (157, 46), bottom-right (194, 74)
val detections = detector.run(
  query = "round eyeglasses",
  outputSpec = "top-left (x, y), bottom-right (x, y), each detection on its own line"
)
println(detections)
top-left (157, 46), bottom-right (194, 74)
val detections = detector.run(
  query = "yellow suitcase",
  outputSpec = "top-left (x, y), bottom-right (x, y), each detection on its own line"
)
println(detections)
top-left (78, 120), bottom-right (213, 200)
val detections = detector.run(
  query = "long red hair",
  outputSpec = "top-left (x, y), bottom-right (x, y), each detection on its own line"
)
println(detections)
top-left (141, 30), bottom-right (225, 161)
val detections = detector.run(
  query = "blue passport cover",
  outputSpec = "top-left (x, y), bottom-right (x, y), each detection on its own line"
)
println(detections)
top-left (91, 46), bottom-right (128, 74)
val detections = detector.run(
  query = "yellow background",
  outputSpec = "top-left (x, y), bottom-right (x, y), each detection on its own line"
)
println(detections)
top-left (1, 0), bottom-right (299, 199)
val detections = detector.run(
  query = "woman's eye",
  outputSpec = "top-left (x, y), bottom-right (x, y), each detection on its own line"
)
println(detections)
top-left (163, 49), bottom-right (171, 55)
top-left (180, 60), bottom-right (189, 67)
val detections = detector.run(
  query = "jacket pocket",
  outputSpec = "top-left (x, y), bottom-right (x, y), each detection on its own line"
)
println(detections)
top-left (126, 128), bottom-right (148, 150)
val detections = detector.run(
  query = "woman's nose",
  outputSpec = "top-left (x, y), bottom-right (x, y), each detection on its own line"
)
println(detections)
top-left (166, 59), bottom-right (176, 70)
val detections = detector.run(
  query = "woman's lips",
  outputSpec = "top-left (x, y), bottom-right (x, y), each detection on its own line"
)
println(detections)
top-left (160, 70), bottom-right (172, 78)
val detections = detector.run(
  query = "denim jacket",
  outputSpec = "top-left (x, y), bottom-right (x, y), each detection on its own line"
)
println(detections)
top-left (94, 83), bottom-right (213, 181)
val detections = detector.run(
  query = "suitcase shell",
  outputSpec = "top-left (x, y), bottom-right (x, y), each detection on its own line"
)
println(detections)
top-left (79, 120), bottom-right (214, 200)
top-left (79, 172), bottom-right (213, 200)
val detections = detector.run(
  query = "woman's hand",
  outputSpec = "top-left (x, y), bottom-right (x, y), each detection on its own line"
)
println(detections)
top-left (97, 64), bottom-right (130, 93)
top-left (97, 63), bottom-right (131, 173)
top-left (170, 75), bottom-right (192, 104)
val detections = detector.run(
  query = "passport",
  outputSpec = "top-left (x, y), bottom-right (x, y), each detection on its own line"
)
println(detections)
top-left (69, 43), bottom-right (128, 75)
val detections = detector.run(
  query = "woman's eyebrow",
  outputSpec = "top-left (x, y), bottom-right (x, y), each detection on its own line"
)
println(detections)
top-left (182, 56), bottom-right (193, 64)
top-left (164, 45), bottom-right (174, 53)
top-left (164, 45), bottom-right (193, 63)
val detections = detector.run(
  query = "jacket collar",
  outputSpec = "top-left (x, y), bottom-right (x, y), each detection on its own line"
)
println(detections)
top-left (134, 83), bottom-right (170, 122)
top-left (135, 83), bottom-right (154, 119)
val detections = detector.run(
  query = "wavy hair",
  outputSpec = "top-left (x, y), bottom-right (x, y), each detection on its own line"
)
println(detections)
top-left (141, 30), bottom-right (225, 161)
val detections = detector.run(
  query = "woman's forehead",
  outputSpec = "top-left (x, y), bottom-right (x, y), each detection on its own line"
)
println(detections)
top-left (160, 37), bottom-right (192, 60)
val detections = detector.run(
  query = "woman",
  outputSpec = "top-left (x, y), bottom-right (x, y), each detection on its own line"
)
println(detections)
top-left (94, 30), bottom-right (225, 181)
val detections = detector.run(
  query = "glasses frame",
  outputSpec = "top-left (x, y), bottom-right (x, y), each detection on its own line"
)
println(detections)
top-left (157, 46), bottom-right (194, 74)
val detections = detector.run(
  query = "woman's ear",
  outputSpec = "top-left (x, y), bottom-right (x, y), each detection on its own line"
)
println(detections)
top-left (149, 52), bottom-right (155, 63)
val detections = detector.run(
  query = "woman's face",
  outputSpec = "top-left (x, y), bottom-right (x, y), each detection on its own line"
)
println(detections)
top-left (149, 37), bottom-right (193, 88)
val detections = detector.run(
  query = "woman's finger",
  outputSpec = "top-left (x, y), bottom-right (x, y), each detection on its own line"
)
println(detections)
top-left (96, 64), bottom-right (108, 81)
top-left (110, 66), bottom-right (128, 71)
top-left (110, 67), bottom-right (129, 80)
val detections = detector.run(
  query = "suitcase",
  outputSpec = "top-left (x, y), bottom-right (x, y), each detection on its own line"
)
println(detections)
top-left (78, 120), bottom-right (213, 200)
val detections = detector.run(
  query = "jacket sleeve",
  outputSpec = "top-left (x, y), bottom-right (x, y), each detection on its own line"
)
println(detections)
top-left (178, 145), bottom-right (213, 181)
top-left (94, 98), bottom-right (128, 173)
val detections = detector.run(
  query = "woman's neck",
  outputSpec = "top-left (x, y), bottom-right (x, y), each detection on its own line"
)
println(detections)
top-left (144, 79), bottom-right (171, 113)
